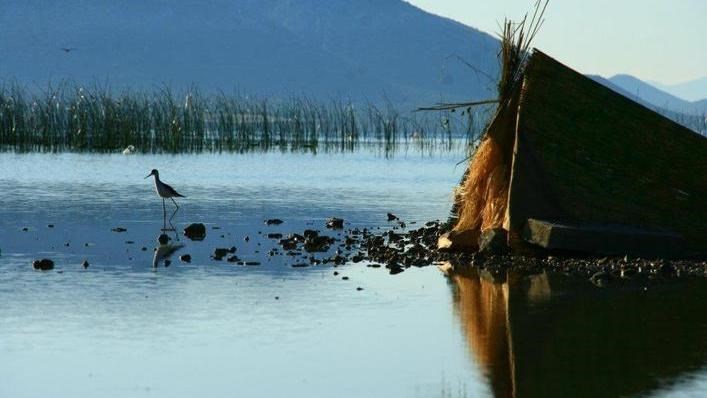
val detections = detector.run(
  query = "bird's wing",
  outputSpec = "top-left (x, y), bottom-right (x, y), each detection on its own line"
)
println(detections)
top-left (163, 182), bottom-right (185, 197)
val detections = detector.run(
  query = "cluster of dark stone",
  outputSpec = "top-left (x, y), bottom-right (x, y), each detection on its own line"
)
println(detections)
top-left (28, 217), bottom-right (707, 284)
top-left (180, 215), bottom-right (707, 281)
top-left (202, 216), bottom-right (447, 273)
top-left (32, 258), bottom-right (55, 271)
top-left (181, 218), bottom-right (356, 268)
top-left (361, 221), bottom-right (445, 274)
top-left (294, 219), bottom-right (707, 283)
top-left (538, 255), bottom-right (706, 286)
top-left (212, 246), bottom-right (238, 262)
top-left (268, 218), bottom-right (353, 267)
top-left (184, 223), bottom-right (207, 240)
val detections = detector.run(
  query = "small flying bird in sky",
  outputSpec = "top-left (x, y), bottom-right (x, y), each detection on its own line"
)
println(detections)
top-left (60, 47), bottom-right (76, 53)
top-left (145, 169), bottom-right (185, 229)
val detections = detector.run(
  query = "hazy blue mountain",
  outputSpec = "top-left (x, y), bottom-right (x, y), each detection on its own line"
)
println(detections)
top-left (0, 0), bottom-right (500, 108)
top-left (590, 75), bottom-right (706, 134)
top-left (607, 74), bottom-right (706, 115)
top-left (651, 77), bottom-right (707, 102)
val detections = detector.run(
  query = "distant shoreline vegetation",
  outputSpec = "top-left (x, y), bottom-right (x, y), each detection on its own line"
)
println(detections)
top-left (0, 82), bottom-right (489, 154)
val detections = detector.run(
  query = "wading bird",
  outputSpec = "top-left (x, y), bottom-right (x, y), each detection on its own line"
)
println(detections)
top-left (122, 145), bottom-right (136, 155)
top-left (145, 169), bottom-right (185, 230)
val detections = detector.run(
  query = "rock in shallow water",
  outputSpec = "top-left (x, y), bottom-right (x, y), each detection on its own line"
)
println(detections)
top-left (386, 263), bottom-right (404, 275)
top-left (279, 237), bottom-right (298, 251)
top-left (303, 229), bottom-right (319, 239)
top-left (437, 229), bottom-right (479, 252)
top-left (213, 247), bottom-right (236, 258)
top-left (304, 235), bottom-right (334, 253)
top-left (478, 228), bottom-right (508, 255)
top-left (183, 223), bottom-right (207, 241)
top-left (32, 259), bottom-right (54, 271)
top-left (265, 219), bottom-right (284, 225)
top-left (158, 234), bottom-right (171, 245)
top-left (326, 217), bottom-right (344, 229)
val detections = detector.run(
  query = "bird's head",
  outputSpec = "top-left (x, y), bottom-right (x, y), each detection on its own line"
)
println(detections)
top-left (145, 169), bottom-right (159, 179)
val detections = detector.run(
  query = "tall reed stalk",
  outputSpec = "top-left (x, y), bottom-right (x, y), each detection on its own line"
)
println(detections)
top-left (0, 82), bottom-right (482, 154)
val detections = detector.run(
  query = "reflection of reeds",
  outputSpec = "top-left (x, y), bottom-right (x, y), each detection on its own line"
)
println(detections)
top-left (0, 82), bottom-right (484, 154)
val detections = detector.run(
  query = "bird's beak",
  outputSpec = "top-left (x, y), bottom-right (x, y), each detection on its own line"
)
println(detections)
top-left (144, 173), bottom-right (152, 179)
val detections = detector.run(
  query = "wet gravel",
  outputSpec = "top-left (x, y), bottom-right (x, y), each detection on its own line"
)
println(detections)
top-left (256, 216), bottom-right (706, 285)
top-left (370, 222), bottom-right (705, 285)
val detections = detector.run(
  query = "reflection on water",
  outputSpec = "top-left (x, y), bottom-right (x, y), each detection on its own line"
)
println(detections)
top-left (1, 151), bottom-right (706, 397)
top-left (152, 233), bottom-right (184, 268)
top-left (448, 265), bottom-right (707, 398)
top-left (1, 152), bottom-right (488, 398)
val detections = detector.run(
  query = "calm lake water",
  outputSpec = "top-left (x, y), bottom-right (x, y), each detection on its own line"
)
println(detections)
top-left (1, 150), bottom-right (705, 398)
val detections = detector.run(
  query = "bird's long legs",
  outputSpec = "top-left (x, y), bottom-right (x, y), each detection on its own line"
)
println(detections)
top-left (169, 198), bottom-right (179, 222)
top-left (159, 198), bottom-right (179, 233)
top-left (162, 198), bottom-right (167, 230)
top-left (168, 198), bottom-right (180, 235)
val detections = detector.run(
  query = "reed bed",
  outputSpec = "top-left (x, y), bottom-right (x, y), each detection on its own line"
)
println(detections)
top-left (0, 82), bottom-right (485, 154)
top-left (657, 108), bottom-right (707, 136)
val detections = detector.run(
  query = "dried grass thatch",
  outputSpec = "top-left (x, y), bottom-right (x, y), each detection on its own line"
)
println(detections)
top-left (443, 1), bottom-right (549, 240)
top-left (453, 134), bottom-right (509, 233)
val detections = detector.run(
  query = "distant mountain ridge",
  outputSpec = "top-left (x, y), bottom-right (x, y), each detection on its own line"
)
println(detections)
top-left (589, 74), bottom-right (706, 134)
top-left (651, 77), bottom-right (707, 103)
top-left (0, 0), bottom-right (500, 108)
top-left (605, 74), bottom-right (706, 115)
top-left (1, 0), bottom-right (703, 135)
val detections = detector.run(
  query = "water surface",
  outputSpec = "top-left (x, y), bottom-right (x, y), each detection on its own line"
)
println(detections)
top-left (1, 152), bottom-right (705, 398)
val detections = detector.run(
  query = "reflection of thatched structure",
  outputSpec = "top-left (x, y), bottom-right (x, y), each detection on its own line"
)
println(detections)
top-left (450, 265), bottom-right (551, 398)
top-left (447, 265), bottom-right (707, 398)
top-left (451, 268), bottom-right (513, 397)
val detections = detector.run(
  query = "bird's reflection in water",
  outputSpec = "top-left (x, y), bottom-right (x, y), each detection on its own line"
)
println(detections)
top-left (445, 263), bottom-right (707, 398)
top-left (152, 231), bottom-right (184, 268)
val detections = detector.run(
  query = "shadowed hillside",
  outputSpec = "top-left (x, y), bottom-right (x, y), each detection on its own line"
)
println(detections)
top-left (0, 0), bottom-right (500, 108)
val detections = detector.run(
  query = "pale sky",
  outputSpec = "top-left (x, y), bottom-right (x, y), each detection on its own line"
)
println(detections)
top-left (406, 0), bottom-right (706, 84)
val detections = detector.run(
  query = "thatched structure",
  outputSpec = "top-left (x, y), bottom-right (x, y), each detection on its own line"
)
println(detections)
top-left (449, 50), bottom-right (707, 257)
